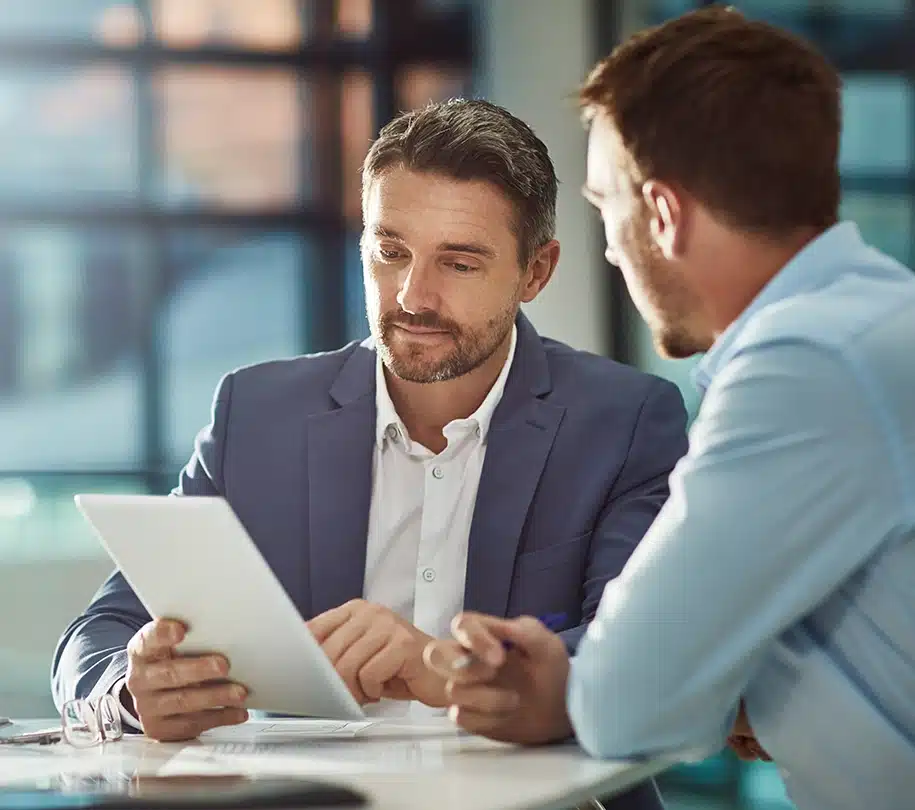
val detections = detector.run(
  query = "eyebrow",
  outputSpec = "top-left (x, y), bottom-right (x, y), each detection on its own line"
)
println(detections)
top-left (370, 225), bottom-right (497, 260)
top-left (371, 225), bottom-right (406, 242)
top-left (438, 241), bottom-right (497, 260)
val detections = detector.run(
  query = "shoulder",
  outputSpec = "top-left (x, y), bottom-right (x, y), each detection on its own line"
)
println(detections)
top-left (218, 341), bottom-right (369, 407)
top-left (721, 262), bottom-right (915, 439)
top-left (540, 335), bottom-right (683, 411)
top-left (736, 255), bottom-right (915, 362)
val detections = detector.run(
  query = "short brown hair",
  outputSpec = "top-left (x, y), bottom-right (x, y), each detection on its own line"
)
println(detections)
top-left (362, 99), bottom-right (557, 265)
top-left (579, 5), bottom-right (841, 233)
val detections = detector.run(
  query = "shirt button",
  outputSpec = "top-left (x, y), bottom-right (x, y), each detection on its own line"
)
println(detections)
top-left (422, 568), bottom-right (436, 582)
top-left (431, 466), bottom-right (444, 479)
top-left (387, 425), bottom-right (399, 441)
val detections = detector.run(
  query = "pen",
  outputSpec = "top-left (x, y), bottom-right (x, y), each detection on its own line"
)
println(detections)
top-left (0, 729), bottom-right (62, 746)
top-left (450, 612), bottom-right (567, 671)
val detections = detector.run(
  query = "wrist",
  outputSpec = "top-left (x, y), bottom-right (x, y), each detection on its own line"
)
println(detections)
top-left (412, 664), bottom-right (450, 707)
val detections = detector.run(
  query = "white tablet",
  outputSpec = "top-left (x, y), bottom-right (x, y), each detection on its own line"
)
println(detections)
top-left (74, 493), bottom-right (365, 721)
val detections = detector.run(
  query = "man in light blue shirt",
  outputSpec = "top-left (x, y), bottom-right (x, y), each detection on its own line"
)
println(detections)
top-left (421, 7), bottom-right (915, 809)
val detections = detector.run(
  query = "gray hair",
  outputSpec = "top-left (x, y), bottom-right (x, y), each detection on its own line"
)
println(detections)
top-left (361, 98), bottom-right (558, 266)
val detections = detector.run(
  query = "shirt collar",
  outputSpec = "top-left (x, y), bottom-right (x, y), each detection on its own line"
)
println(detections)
top-left (375, 324), bottom-right (518, 450)
top-left (692, 221), bottom-right (865, 393)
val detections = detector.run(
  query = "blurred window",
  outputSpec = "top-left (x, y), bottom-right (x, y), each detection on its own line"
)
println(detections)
top-left (0, 0), bottom-right (473, 502)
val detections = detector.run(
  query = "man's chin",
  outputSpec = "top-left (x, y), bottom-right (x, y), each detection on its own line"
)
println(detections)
top-left (652, 324), bottom-right (708, 360)
top-left (386, 364), bottom-right (453, 384)
top-left (383, 350), bottom-right (456, 384)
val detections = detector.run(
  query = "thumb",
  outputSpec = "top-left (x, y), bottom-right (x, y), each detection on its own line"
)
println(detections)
top-left (451, 614), bottom-right (554, 660)
top-left (494, 616), bottom-right (557, 656)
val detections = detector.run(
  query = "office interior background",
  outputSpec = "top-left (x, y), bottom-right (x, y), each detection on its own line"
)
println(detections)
top-left (0, 1), bottom-right (911, 807)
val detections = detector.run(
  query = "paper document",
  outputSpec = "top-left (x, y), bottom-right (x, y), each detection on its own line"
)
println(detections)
top-left (199, 719), bottom-right (375, 743)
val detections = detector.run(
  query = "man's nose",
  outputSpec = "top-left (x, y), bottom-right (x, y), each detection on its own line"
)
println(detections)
top-left (396, 260), bottom-right (439, 314)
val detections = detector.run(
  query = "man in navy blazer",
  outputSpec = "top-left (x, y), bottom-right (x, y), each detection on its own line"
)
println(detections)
top-left (53, 101), bottom-right (685, 807)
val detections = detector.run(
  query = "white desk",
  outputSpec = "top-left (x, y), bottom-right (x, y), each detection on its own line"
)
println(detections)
top-left (0, 718), bottom-right (679, 810)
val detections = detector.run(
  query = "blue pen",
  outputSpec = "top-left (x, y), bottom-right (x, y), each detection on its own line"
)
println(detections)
top-left (451, 612), bottom-right (567, 671)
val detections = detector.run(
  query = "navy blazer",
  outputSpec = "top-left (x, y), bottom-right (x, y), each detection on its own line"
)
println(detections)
top-left (53, 312), bottom-right (687, 712)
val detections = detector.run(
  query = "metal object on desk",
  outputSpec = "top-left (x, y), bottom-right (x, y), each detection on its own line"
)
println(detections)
top-left (0, 720), bottom-right (62, 746)
top-left (0, 694), bottom-right (123, 748)
top-left (61, 694), bottom-right (123, 748)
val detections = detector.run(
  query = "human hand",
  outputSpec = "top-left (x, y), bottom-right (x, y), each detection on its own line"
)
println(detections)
top-left (423, 612), bottom-right (573, 745)
top-left (124, 619), bottom-right (248, 742)
top-left (308, 600), bottom-right (445, 707)
top-left (727, 699), bottom-right (771, 761)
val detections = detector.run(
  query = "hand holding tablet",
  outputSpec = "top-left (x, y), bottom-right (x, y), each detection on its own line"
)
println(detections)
top-left (122, 617), bottom-right (249, 742)
top-left (75, 494), bottom-right (365, 740)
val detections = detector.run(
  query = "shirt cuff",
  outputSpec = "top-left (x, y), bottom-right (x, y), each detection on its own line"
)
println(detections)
top-left (111, 677), bottom-right (144, 733)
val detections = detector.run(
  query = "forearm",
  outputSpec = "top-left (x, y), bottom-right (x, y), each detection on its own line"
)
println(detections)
top-left (51, 615), bottom-right (142, 708)
top-left (51, 571), bottom-right (151, 709)
top-left (568, 599), bottom-right (742, 759)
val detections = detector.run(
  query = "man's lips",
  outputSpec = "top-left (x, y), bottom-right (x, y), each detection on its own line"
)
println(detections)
top-left (393, 323), bottom-right (451, 335)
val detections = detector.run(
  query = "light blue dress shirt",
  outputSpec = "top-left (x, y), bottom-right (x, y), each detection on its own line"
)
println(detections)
top-left (568, 222), bottom-right (915, 810)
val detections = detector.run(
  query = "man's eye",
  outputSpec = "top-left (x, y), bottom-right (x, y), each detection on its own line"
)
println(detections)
top-left (378, 248), bottom-right (401, 260)
top-left (450, 262), bottom-right (473, 273)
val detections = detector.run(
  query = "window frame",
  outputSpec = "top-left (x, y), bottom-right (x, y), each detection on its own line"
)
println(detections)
top-left (0, 0), bottom-right (474, 491)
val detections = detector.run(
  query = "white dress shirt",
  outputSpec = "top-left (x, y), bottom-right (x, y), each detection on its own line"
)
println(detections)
top-left (362, 326), bottom-right (517, 717)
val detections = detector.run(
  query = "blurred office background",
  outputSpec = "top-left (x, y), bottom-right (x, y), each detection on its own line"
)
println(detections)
top-left (0, 1), bottom-right (912, 808)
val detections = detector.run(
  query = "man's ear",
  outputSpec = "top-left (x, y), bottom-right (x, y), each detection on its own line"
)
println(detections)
top-left (520, 239), bottom-right (560, 303)
top-left (642, 181), bottom-right (685, 260)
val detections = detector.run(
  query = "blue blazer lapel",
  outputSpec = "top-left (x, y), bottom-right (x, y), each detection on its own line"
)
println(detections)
top-left (307, 344), bottom-right (376, 618)
top-left (464, 315), bottom-right (565, 617)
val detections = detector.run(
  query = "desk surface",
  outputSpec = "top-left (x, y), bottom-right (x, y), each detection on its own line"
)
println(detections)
top-left (0, 718), bottom-right (678, 810)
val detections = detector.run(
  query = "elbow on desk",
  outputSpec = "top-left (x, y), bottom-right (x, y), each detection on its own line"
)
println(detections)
top-left (568, 677), bottom-right (729, 761)
top-left (572, 706), bottom-right (726, 762)
top-left (569, 702), bottom-right (661, 761)
top-left (566, 675), bottom-right (654, 760)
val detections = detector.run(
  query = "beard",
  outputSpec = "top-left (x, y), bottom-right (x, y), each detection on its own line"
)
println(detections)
top-left (622, 210), bottom-right (710, 360)
top-left (373, 304), bottom-right (517, 384)
top-left (651, 297), bottom-right (709, 359)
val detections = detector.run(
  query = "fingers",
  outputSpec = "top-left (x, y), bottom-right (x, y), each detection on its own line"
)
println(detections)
top-left (126, 654), bottom-right (229, 694)
top-left (321, 618), bottom-right (372, 666)
top-left (124, 621), bottom-right (248, 741)
top-left (450, 613), bottom-right (508, 668)
top-left (445, 682), bottom-right (520, 715)
top-left (449, 613), bottom-right (557, 666)
top-left (446, 705), bottom-right (518, 743)
top-left (727, 735), bottom-right (760, 761)
top-left (731, 699), bottom-right (753, 736)
top-left (334, 632), bottom-right (390, 704)
top-left (357, 642), bottom-right (414, 702)
top-left (312, 602), bottom-right (419, 705)
top-left (127, 619), bottom-right (186, 661)
top-left (308, 603), bottom-right (356, 644)
top-left (140, 683), bottom-right (247, 719)
top-left (147, 708), bottom-right (249, 743)
top-left (489, 615), bottom-right (557, 654)
top-left (423, 640), bottom-right (498, 684)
